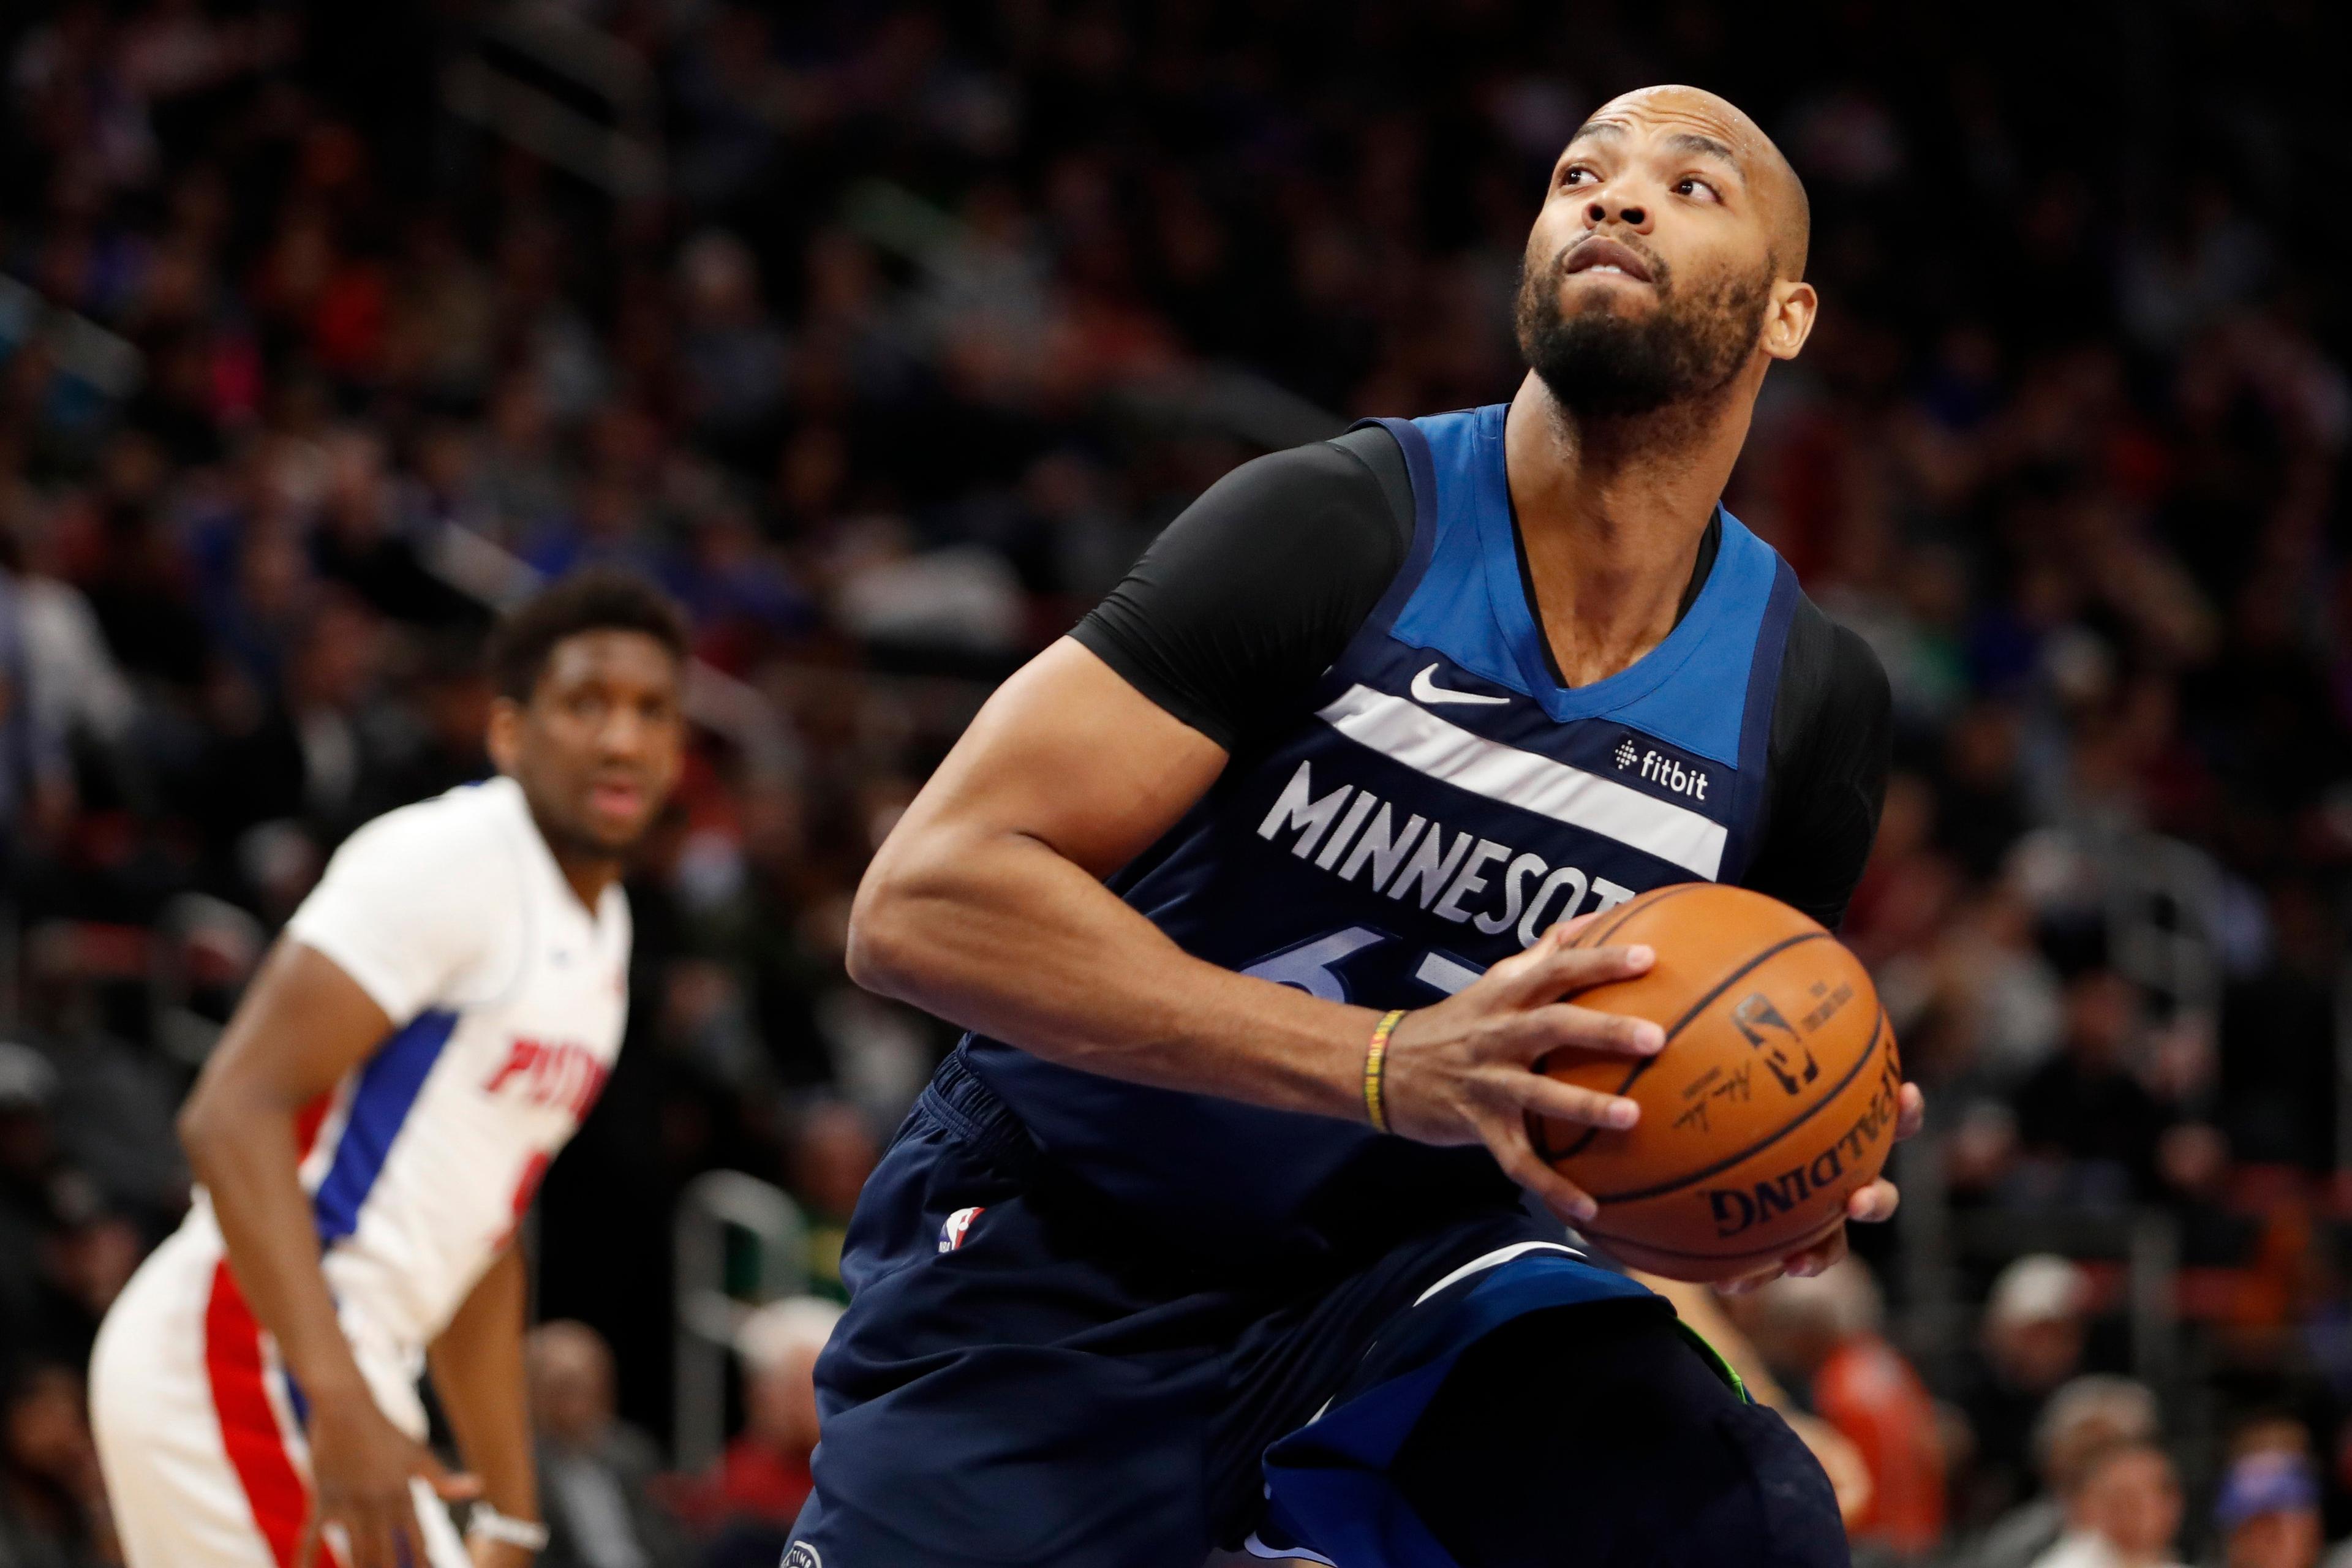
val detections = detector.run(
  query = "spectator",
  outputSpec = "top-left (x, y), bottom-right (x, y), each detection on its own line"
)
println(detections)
top-left (0, 1359), bottom-right (115, 1568)
top-left (0, 1044), bottom-right (65, 1355)
top-left (679, 1295), bottom-right (840, 1566)
top-left (1743, 1259), bottom-right (1946, 1561)
top-left (0, 560), bottom-right (70, 860)
top-left (789, 1101), bottom-right (877, 1302)
top-left (2013, 970), bottom-right (2173, 1203)
top-left (1966, 1377), bottom-right (2163, 1568)
top-left (2215, 1453), bottom-right (2323, 1568)
top-left (2029, 1439), bottom-right (2185, 1568)
top-left (1959, 1256), bottom-right (2094, 1521)
top-left (527, 1320), bottom-right (690, 1568)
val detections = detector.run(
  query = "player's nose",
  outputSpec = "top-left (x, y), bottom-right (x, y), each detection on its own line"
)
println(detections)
top-left (1584, 194), bottom-right (1651, 233)
top-left (594, 706), bottom-right (654, 759)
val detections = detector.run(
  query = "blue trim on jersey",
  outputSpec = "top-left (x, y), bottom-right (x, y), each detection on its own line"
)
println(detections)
top-left (1387, 404), bottom-right (1777, 767)
top-left (312, 1008), bottom-right (458, 1244)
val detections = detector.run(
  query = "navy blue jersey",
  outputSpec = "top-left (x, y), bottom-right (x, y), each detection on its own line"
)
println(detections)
top-left (964, 403), bottom-right (1806, 1263)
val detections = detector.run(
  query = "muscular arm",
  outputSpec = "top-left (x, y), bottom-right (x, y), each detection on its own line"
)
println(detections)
top-left (180, 941), bottom-right (404, 1422)
top-left (178, 940), bottom-right (477, 1567)
top-left (851, 638), bottom-right (1379, 1118)
top-left (852, 637), bottom-right (1665, 1214)
top-left (850, 436), bottom-right (1460, 1117)
top-left (850, 438), bottom-right (1893, 1234)
top-left (428, 1246), bottom-right (537, 1558)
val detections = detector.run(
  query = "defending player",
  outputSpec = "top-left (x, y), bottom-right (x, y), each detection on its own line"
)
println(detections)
top-left (799, 86), bottom-right (1926, 1566)
top-left (89, 571), bottom-right (688, 1568)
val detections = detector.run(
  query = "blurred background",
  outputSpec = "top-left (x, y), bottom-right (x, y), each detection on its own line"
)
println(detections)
top-left (2, 2), bottom-right (2350, 1565)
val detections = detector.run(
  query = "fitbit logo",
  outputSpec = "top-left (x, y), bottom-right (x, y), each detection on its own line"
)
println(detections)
top-left (1615, 735), bottom-right (1710, 802)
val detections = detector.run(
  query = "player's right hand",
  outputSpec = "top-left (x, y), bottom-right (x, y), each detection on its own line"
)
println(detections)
top-left (300, 1387), bottom-right (480, 1568)
top-left (1380, 914), bottom-right (1662, 1224)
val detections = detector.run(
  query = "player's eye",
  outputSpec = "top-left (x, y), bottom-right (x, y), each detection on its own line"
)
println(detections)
top-left (1675, 176), bottom-right (1721, 202)
top-left (1558, 164), bottom-right (1593, 189)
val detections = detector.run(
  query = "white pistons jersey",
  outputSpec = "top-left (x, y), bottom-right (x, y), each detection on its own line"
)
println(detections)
top-left (275, 772), bottom-right (630, 1354)
top-left (91, 775), bottom-right (629, 1568)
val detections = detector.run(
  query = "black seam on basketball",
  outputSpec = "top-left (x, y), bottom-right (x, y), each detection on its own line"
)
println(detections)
top-left (1540, 930), bottom-right (1834, 1163)
top-left (1571, 881), bottom-right (1704, 949)
top-left (1585, 1006), bottom-right (1885, 1204)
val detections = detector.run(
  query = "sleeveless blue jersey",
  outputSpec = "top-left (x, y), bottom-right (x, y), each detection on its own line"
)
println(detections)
top-left (962, 403), bottom-right (1803, 1265)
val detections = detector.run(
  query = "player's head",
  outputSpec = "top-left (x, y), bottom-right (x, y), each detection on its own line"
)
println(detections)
top-left (1517, 85), bottom-right (1814, 420)
top-left (486, 568), bottom-right (688, 859)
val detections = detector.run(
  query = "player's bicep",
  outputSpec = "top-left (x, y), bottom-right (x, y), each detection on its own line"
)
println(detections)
top-left (190, 940), bottom-right (396, 1114)
top-left (882, 637), bottom-right (1229, 880)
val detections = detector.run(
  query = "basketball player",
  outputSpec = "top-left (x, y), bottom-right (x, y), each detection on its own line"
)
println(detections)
top-left (89, 571), bottom-right (688, 1568)
top-left (796, 86), bottom-right (1928, 1567)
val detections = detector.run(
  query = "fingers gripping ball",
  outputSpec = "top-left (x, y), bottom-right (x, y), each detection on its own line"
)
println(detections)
top-left (1529, 884), bottom-right (1901, 1282)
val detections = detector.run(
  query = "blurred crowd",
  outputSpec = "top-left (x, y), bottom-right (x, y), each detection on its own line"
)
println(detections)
top-left (4, 1), bottom-right (2352, 1564)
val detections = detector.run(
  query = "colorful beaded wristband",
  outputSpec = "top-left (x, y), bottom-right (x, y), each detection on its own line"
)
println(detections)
top-left (1364, 1009), bottom-right (1406, 1133)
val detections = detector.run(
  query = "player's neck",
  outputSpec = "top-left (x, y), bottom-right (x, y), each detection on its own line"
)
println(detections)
top-left (1502, 369), bottom-right (1757, 688)
top-left (552, 853), bottom-right (622, 912)
top-left (524, 805), bottom-right (625, 913)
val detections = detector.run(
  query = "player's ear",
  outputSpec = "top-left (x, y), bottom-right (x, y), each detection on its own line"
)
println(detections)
top-left (486, 696), bottom-right (524, 775)
top-left (1761, 278), bottom-right (1817, 362)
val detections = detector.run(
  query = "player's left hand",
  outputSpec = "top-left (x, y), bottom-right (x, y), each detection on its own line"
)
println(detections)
top-left (1717, 1081), bottom-right (1924, 1295)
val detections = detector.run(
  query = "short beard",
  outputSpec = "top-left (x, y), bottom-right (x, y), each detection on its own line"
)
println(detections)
top-left (1515, 247), bottom-right (1773, 420)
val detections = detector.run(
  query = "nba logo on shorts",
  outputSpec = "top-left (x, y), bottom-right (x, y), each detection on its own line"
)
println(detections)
top-left (937, 1205), bottom-right (985, 1253)
top-left (782, 1545), bottom-right (822, 1568)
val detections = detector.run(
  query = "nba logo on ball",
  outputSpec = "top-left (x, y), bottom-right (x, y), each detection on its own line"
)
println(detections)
top-left (782, 1545), bottom-right (821, 1568)
top-left (938, 1206), bottom-right (985, 1253)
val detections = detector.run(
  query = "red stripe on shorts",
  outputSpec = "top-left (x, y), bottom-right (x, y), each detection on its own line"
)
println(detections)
top-left (203, 1261), bottom-right (327, 1568)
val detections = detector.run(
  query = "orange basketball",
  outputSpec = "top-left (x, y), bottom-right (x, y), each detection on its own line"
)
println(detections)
top-left (1529, 883), bottom-right (1901, 1283)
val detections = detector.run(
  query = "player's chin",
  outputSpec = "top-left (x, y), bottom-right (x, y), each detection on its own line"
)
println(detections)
top-left (571, 801), bottom-right (660, 855)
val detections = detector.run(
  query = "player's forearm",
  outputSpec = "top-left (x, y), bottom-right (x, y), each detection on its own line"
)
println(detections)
top-left (179, 1089), bottom-right (372, 1404)
top-left (426, 1246), bottom-right (537, 1523)
top-left (851, 826), bottom-right (1378, 1120)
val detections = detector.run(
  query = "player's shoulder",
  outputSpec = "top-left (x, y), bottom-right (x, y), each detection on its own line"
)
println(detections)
top-left (1193, 431), bottom-right (1409, 552)
top-left (290, 777), bottom-right (535, 1019)
top-left (323, 776), bottom-right (532, 889)
top-left (1778, 589), bottom-right (1891, 734)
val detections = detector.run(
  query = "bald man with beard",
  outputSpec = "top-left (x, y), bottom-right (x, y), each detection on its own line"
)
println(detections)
top-left (789, 87), bottom-right (1919, 1568)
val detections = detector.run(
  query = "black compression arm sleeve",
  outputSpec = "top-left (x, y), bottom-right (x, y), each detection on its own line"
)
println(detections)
top-left (1070, 435), bottom-right (1409, 752)
top-left (1743, 603), bottom-right (1893, 930)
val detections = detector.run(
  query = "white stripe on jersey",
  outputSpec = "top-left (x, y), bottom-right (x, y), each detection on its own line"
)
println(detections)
top-left (1316, 684), bottom-right (1728, 878)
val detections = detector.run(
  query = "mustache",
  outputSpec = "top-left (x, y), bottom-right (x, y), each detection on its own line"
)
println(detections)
top-left (1551, 233), bottom-right (1673, 291)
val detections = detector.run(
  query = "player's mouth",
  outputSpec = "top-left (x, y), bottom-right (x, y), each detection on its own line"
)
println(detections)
top-left (588, 778), bottom-right (647, 822)
top-left (1563, 237), bottom-right (1655, 283)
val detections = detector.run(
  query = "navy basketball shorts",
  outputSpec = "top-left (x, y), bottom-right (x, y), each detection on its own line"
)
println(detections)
top-left (784, 1056), bottom-right (1673, 1568)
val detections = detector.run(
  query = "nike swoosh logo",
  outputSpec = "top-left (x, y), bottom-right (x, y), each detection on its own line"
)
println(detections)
top-left (1410, 663), bottom-right (1512, 706)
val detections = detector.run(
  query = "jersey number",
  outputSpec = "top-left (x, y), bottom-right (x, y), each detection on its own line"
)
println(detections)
top-left (1240, 927), bottom-right (1484, 1001)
